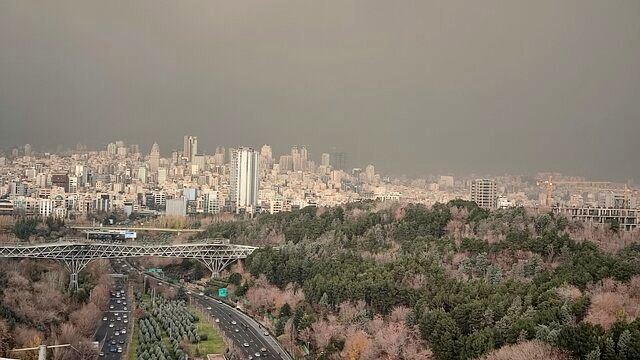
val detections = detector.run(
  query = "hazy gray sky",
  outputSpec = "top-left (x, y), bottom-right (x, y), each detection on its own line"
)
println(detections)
top-left (0, 1), bottom-right (638, 180)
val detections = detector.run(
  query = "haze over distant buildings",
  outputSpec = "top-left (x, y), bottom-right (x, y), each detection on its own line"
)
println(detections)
top-left (1, 1), bottom-right (639, 181)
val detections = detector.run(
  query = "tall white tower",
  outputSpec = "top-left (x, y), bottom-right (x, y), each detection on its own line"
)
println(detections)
top-left (149, 142), bottom-right (160, 172)
top-left (183, 135), bottom-right (198, 162)
top-left (230, 147), bottom-right (259, 213)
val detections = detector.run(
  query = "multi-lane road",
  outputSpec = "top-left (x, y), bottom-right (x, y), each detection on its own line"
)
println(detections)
top-left (112, 260), bottom-right (292, 360)
top-left (95, 277), bottom-right (132, 360)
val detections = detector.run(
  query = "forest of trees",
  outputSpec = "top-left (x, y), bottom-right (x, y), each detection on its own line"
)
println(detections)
top-left (212, 201), bottom-right (640, 359)
top-left (0, 258), bottom-right (113, 359)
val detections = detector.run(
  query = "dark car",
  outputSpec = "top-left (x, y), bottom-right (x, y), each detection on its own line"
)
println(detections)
top-left (109, 346), bottom-right (118, 353)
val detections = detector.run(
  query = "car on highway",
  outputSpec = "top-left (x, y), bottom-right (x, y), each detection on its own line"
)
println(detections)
top-left (263, 331), bottom-right (269, 336)
top-left (119, 340), bottom-right (125, 344)
top-left (215, 318), bottom-right (220, 323)
top-left (109, 323), bottom-right (114, 328)
top-left (109, 305), bottom-right (114, 309)
top-left (110, 340), bottom-right (116, 345)
top-left (118, 347), bottom-right (123, 353)
top-left (117, 317), bottom-right (121, 321)
top-left (254, 353), bottom-right (261, 357)
top-left (103, 317), bottom-right (108, 321)
top-left (124, 319), bottom-right (129, 324)
top-left (198, 292), bottom-right (204, 296)
top-left (231, 320), bottom-right (237, 325)
top-left (243, 343), bottom-right (249, 347)
top-left (260, 348), bottom-right (267, 353)
top-left (114, 331), bottom-right (120, 336)
top-left (99, 352), bottom-right (104, 357)
top-left (206, 306), bottom-right (212, 310)
top-left (234, 328), bottom-right (239, 333)
top-left (121, 329), bottom-right (126, 334)
top-left (109, 346), bottom-right (117, 353)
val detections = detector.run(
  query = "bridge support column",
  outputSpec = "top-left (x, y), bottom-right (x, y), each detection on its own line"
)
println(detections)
top-left (200, 258), bottom-right (235, 279)
top-left (63, 259), bottom-right (91, 290)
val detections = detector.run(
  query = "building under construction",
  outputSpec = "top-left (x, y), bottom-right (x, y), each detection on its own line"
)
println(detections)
top-left (552, 206), bottom-right (639, 231)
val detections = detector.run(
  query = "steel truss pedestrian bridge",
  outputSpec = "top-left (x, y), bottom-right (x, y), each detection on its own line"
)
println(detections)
top-left (0, 240), bottom-right (258, 289)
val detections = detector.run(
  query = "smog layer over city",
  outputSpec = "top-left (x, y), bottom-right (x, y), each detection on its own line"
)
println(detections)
top-left (0, 1), bottom-right (639, 360)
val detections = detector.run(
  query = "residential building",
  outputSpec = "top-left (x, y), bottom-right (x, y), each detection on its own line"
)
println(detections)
top-left (470, 179), bottom-right (498, 209)
top-left (230, 147), bottom-right (259, 213)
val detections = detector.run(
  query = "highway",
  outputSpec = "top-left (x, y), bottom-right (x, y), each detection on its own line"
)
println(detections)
top-left (112, 260), bottom-right (292, 360)
top-left (95, 276), bottom-right (132, 360)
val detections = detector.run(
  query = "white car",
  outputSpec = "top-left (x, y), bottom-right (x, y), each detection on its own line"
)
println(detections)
top-left (263, 331), bottom-right (269, 336)
top-left (215, 318), bottom-right (220, 323)
top-left (121, 329), bottom-right (126, 334)
top-left (231, 321), bottom-right (237, 325)
top-left (206, 306), bottom-right (212, 310)
top-left (123, 319), bottom-right (129, 324)
top-left (109, 324), bottom-right (114, 328)
top-left (114, 331), bottom-right (120, 336)
top-left (234, 328), bottom-right (239, 333)
top-left (198, 292), bottom-right (204, 296)
top-left (243, 343), bottom-right (249, 347)
top-left (117, 317), bottom-right (121, 321)
top-left (109, 305), bottom-right (114, 309)
top-left (103, 317), bottom-right (108, 321)
top-left (123, 314), bottom-right (127, 318)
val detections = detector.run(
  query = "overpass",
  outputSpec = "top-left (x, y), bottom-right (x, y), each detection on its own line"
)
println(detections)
top-left (0, 240), bottom-right (257, 289)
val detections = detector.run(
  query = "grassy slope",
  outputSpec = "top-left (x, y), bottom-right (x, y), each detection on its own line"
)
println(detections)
top-left (189, 305), bottom-right (226, 355)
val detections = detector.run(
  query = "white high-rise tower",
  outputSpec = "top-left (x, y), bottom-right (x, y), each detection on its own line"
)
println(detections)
top-left (183, 135), bottom-right (198, 162)
top-left (230, 147), bottom-right (259, 213)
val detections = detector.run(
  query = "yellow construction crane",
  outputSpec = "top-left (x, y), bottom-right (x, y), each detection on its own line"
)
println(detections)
top-left (537, 176), bottom-right (636, 208)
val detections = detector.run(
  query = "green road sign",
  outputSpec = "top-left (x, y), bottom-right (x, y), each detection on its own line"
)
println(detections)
top-left (218, 287), bottom-right (227, 298)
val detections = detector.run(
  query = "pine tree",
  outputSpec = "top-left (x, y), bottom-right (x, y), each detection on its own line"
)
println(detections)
top-left (585, 346), bottom-right (600, 360)
top-left (602, 337), bottom-right (615, 360)
top-left (618, 329), bottom-right (631, 360)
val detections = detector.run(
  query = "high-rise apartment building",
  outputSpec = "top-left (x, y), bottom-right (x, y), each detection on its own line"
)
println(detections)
top-left (149, 142), bottom-right (160, 171)
top-left (183, 135), bottom-right (198, 162)
top-left (230, 147), bottom-right (259, 213)
top-left (260, 144), bottom-right (273, 163)
top-left (203, 190), bottom-right (220, 214)
top-left (470, 179), bottom-right (498, 209)
top-left (106, 143), bottom-right (117, 155)
top-left (321, 153), bottom-right (331, 167)
top-left (279, 155), bottom-right (293, 172)
top-left (301, 146), bottom-right (309, 170)
top-left (333, 151), bottom-right (347, 171)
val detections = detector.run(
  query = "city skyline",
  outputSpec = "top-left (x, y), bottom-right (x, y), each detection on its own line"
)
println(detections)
top-left (1, 139), bottom-right (638, 184)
